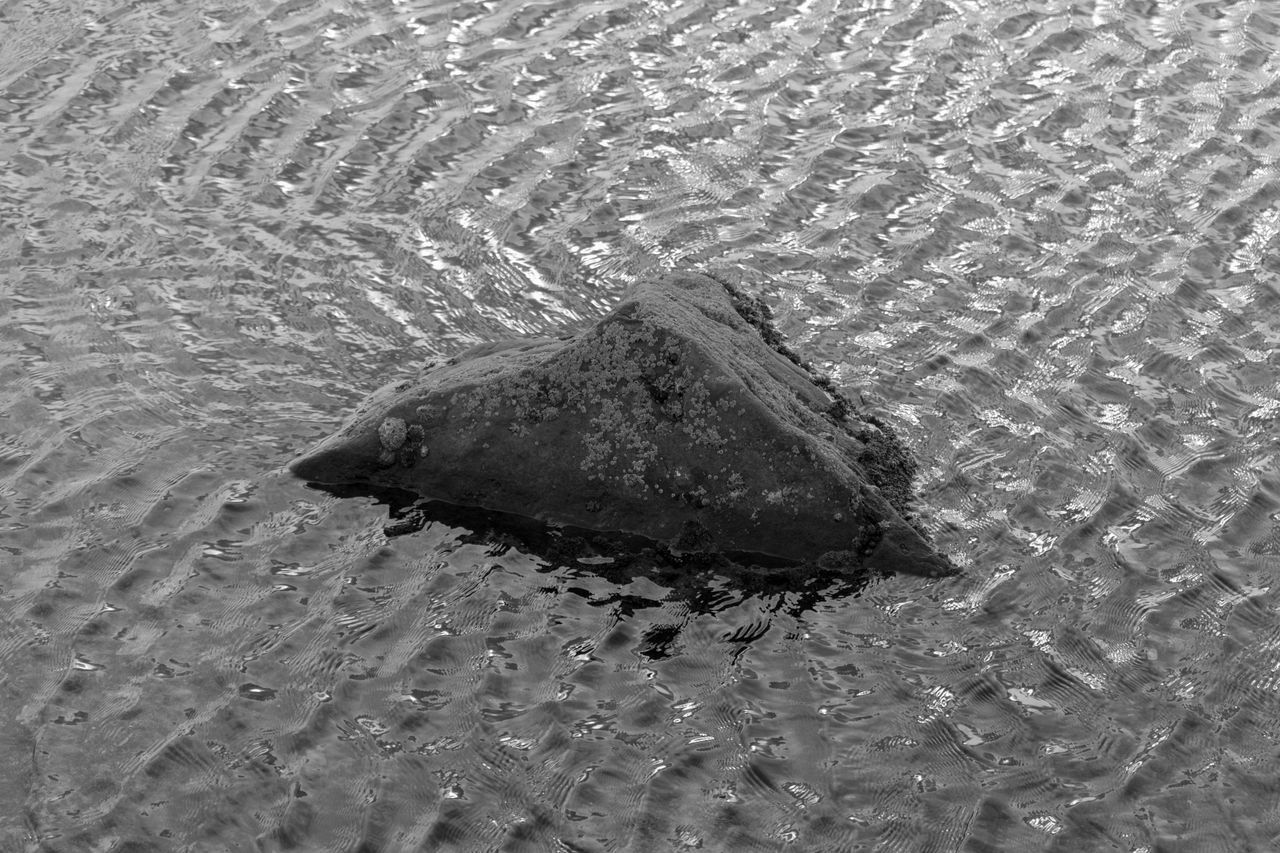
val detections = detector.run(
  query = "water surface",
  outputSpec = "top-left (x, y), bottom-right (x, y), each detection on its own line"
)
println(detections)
top-left (3, 0), bottom-right (1280, 850)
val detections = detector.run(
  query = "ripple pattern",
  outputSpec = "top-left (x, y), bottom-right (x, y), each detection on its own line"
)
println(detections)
top-left (5, 0), bottom-right (1280, 850)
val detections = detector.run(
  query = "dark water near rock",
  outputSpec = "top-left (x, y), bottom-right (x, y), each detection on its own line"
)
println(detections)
top-left (4, 0), bottom-right (1280, 849)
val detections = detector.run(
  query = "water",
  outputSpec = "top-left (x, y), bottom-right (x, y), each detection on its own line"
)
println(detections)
top-left (3, 0), bottom-right (1280, 849)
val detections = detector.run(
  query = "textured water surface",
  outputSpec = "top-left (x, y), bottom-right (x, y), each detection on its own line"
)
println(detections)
top-left (4, 0), bottom-right (1280, 850)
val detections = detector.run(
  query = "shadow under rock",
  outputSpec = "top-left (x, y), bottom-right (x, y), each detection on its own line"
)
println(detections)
top-left (307, 482), bottom-right (876, 616)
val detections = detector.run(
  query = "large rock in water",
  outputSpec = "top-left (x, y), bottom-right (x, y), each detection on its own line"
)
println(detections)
top-left (290, 272), bottom-right (953, 576)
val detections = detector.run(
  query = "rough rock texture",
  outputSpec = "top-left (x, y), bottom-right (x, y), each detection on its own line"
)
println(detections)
top-left (290, 272), bottom-right (953, 576)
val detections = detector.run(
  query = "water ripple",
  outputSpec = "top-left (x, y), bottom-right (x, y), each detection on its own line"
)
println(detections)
top-left (6, 0), bottom-right (1280, 849)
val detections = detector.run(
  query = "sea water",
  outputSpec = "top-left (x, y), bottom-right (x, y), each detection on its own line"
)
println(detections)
top-left (3, 0), bottom-right (1280, 849)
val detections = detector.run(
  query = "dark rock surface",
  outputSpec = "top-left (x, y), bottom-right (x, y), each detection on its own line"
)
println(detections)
top-left (290, 272), bottom-right (954, 577)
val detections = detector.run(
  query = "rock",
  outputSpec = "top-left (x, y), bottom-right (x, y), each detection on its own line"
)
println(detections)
top-left (289, 272), bottom-right (954, 577)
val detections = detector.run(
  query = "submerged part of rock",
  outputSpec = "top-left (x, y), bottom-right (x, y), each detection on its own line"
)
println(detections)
top-left (290, 272), bottom-right (954, 577)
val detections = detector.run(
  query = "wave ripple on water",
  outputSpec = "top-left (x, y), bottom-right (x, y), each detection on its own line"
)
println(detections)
top-left (3, 0), bottom-right (1280, 850)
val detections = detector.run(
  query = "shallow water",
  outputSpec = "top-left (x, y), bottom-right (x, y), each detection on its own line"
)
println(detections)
top-left (4, 0), bottom-right (1280, 849)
